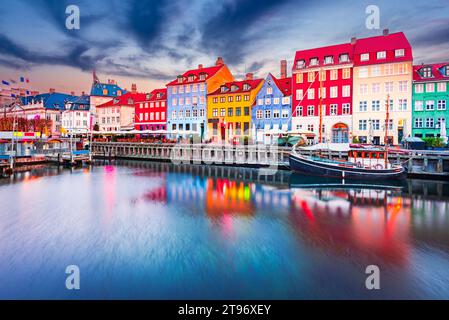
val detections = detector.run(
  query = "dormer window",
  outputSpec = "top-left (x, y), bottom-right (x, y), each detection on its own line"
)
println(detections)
top-left (324, 56), bottom-right (333, 64)
top-left (231, 85), bottom-right (239, 92)
top-left (113, 99), bottom-right (119, 104)
top-left (157, 93), bottom-right (162, 98)
top-left (310, 58), bottom-right (319, 66)
top-left (199, 73), bottom-right (206, 81)
top-left (243, 84), bottom-right (250, 91)
top-left (128, 99), bottom-right (134, 104)
top-left (220, 86), bottom-right (228, 93)
top-left (421, 67), bottom-right (432, 78)
top-left (339, 54), bottom-right (349, 63)
top-left (177, 76), bottom-right (183, 84)
top-left (395, 49), bottom-right (405, 57)
top-left (377, 51), bottom-right (386, 59)
top-left (188, 75), bottom-right (195, 82)
top-left (445, 66), bottom-right (449, 77)
top-left (146, 94), bottom-right (151, 99)
top-left (360, 53), bottom-right (369, 62)
top-left (296, 60), bottom-right (305, 69)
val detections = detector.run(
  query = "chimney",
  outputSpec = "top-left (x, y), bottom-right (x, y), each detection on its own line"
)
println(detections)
top-left (198, 64), bottom-right (203, 69)
top-left (81, 91), bottom-right (85, 96)
top-left (49, 88), bottom-right (55, 94)
top-left (70, 91), bottom-right (75, 96)
top-left (280, 60), bottom-right (287, 79)
top-left (131, 83), bottom-right (137, 94)
top-left (383, 28), bottom-right (389, 36)
top-left (351, 37), bottom-right (357, 45)
top-left (245, 73), bottom-right (254, 81)
top-left (216, 56), bottom-right (224, 66)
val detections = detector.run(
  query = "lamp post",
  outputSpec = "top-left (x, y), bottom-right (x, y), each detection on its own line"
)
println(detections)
top-left (9, 98), bottom-right (24, 169)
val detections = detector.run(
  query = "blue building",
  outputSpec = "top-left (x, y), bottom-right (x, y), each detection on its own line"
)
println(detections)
top-left (252, 73), bottom-right (292, 143)
top-left (90, 75), bottom-right (126, 126)
top-left (166, 57), bottom-right (234, 140)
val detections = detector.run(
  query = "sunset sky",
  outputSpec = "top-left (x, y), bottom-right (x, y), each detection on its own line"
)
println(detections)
top-left (0, 0), bottom-right (448, 95)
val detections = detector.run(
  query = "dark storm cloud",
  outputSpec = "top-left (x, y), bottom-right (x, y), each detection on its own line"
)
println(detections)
top-left (412, 21), bottom-right (449, 47)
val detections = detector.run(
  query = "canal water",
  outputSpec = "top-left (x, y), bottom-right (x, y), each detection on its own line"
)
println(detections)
top-left (0, 160), bottom-right (449, 299)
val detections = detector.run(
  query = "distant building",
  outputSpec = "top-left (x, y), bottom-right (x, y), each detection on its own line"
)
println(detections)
top-left (97, 88), bottom-right (146, 132)
top-left (253, 61), bottom-right (292, 143)
top-left (61, 95), bottom-right (92, 134)
top-left (412, 63), bottom-right (449, 138)
top-left (352, 30), bottom-right (413, 145)
top-left (90, 73), bottom-right (126, 125)
top-left (166, 57), bottom-right (234, 139)
top-left (135, 89), bottom-right (167, 131)
top-left (207, 74), bottom-right (263, 142)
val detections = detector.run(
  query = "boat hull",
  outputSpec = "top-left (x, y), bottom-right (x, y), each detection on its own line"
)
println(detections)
top-left (289, 154), bottom-right (406, 180)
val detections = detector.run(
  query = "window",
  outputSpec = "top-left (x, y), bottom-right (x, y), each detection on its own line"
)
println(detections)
top-left (385, 119), bottom-right (394, 131)
top-left (244, 107), bottom-right (250, 116)
top-left (265, 110), bottom-right (271, 118)
top-left (307, 124), bottom-right (314, 132)
top-left (192, 109), bottom-right (198, 118)
top-left (185, 97), bottom-right (191, 105)
top-left (228, 96), bottom-right (233, 102)
top-left (395, 49), bottom-right (405, 57)
top-left (179, 98), bottom-right (184, 106)
top-left (372, 120), bottom-right (380, 130)
top-left (319, 70), bottom-right (326, 81)
top-left (437, 100), bottom-right (446, 110)
top-left (371, 66), bottom-right (381, 77)
top-left (437, 82), bottom-right (446, 92)
top-left (372, 83), bottom-right (381, 94)
top-left (172, 98), bottom-right (177, 106)
top-left (330, 104), bottom-right (338, 115)
top-left (386, 99), bottom-right (394, 111)
top-left (155, 112), bottom-right (160, 120)
top-left (296, 106), bottom-right (303, 116)
top-left (236, 107), bottom-right (241, 116)
top-left (236, 95), bottom-right (242, 102)
top-left (273, 98), bottom-right (280, 104)
top-left (385, 82), bottom-right (394, 94)
top-left (414, 101), bottom-right (424, 111)
top-left (330, 69), bottom-right (338, 80)
top-left (415, 84), bottom-right (424, 93)
top-left (377, 51), bottom-right (386, 59)
top-left (437, 118), bottom-right (445, 128)
top-left (342, 68), bottom-right (351, 79)
top-left (200, 96), bottom-right (205, 105)
top-left (372, 100), bottom-right (380, 111)
top-left (296, 60), bottom-right (305, 69)
top-left (185, 110), bottom-right (191, 117)
top-left (179, 86), bottom-right (184, 93)
top-left (244, 95), bottom-right (250, 101)
top-left (258, 99), bottom-right (264, 105)
top-left (172, 86), bottom-right (177, 94)
top-left (324, 56), bottom-right (334, 64)
top-left (213, 97), bottom-right (218, 103)
top-left (308, 72), bottom-right (315, 82)
top-left (192, 85), bottom-right (198, 93)
top-left (307, 105), bottom-right (314, 116)
top-left (172, 110), bottom-right (176, 119)
top-left (359, 101), bottom-right (368, 112)
top-left (267, 87), bottom-right (273, 95)
top-left (426, 118), bottom-right (434, 128)
top-left (307, 89), bottom-right (315, 100)
top-left (296, 89), bottom-right (303, 101)
top-left (421, 67), bottom-right (432, 78)
top-left (360, 53), bottom-right (369, 61)
top-left (330, 86), bottom-right (338, 98)
top-left (342, 103), bottom-right (350, 114)
top-left (296, 73), bottom-right (303, 84)
top-left (359, 67), bottom-right (368, 78)
top-left (185, 85), bottom-right (191, 93)
top-left (426, 83), bottom-right (435, 93)
top-left (359, 120), bottom-right (367, 130)
top-left (360, 84), bottom-right (368, 95)
top-left (282, 97), bottom-right (290, 105)
top-left (200, 83), bottom-right (205, 92)
top-left (310, 58), bottom-right (318, 66)
top-left (319, 88), bottom-right (326, 99)
top-left (398, 99), bottom-right (408, 111)
top-left (342, 85), bottom-right (350, 97)
top-left (282, 109), bottom-right (289, 118)
top-left (220, 97), bottom-right (226, 103)
top-left (273, 110), bottom-right (280, 118)
top-left (256, 110), bottom-right (263, 119)
top-left (220, 108), bottom-right (225, 117)
top-left (228, 108), bottom-right (233, 117)
top-left (243, 84), bottom-right (250, 91)
top-left (385, 64), bottom-right (394, 76)
top-left (340, 54), bottom-right (349, 63)
top-left (426, 101), bottom-right (435, 110)
top-left (398, 64), bottom-right (408, 74)
top-left (265, 98), bottom-right (271, 105)
top-left (414, 118), bottom-right (423, 128)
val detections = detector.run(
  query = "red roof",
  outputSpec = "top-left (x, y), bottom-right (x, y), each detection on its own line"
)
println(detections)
top-left (271, 75), bottom-right (292, 96)
top-left (97, 92), bottom-right (147, 108)
top-left (166, 65), bottom-right (223, 86)
top-left (293, 42), bottom-right (353, 69)
top-left (413, 63), bottom-right (449, 82)
top-left (143, 88), bottom-right (167, 102)
top-left (209, 79), bottom-right (263, 96)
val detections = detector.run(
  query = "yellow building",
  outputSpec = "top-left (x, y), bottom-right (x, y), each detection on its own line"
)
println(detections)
top-left (207, 74), bottom-right (264, 142)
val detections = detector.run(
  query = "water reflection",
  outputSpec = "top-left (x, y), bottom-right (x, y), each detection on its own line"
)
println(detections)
top-left (1, 160), bottom-right (449, 299)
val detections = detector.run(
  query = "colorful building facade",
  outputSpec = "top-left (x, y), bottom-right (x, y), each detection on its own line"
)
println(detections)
top-left (61, 95), bottom-right (92, 134)
top-left (166, 57), bottom-right (234, 139)
top-left (90, 76), bottom-right (125, 125)
top-left (207, 75), bottom-right (263, 142)
top-left (352, 31), bottom-right (413, 145)
top-left (135, 89), bottom-right (167, 131)
top-left (292, 43), bottom-right (354, 144)
top-left (97, 91), bottom-right (146, 132)
top-left (252, 70), bottom-right (292, 143)
top-left (412, 63), bottom-right (449, 138)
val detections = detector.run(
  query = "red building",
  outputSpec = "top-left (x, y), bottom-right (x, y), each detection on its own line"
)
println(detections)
top-left (135, 88), bottom-right (167, 131)
top-left (292, 42), bottom-right (354, 143)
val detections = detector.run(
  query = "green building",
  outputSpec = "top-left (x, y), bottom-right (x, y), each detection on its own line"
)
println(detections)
top-left (412, 63), bottom-right (449, 138)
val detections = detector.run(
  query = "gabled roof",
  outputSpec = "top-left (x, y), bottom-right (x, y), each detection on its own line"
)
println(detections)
top-left (413, 63), bottom-right (449, 82)
top-left (21, 93), bottom-right (78, 110)
top-left (66, 95), bottom-right (91, 111)
top-left (166, 65), bottom-right (223, 86)
top-left (269, 74), bottom-right (292, 96)
top-left (293, 42), bottom-right (353, 69)
top-left (90, 82), bottom-right (126, 97)
top-left (96, 92), bottom-right (147, 108)
top-left (144, 88), bottom-right (167, 102)
top-left (209, 79), bottom-right (263, 96)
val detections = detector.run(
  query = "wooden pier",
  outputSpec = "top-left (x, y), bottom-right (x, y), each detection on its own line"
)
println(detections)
top-left (91, 142), bottom-right (449, 180)
top-left (45, 150), bottom-right (91, 166)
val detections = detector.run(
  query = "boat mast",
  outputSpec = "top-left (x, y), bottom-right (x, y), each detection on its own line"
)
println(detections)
top-left (384, 94), bottom-right (390, 168)
top-left (319, 68), bottom-right (323, 144)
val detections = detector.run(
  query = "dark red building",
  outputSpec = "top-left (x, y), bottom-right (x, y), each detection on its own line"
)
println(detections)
top-left (135, 88), bottom-right (167, 131)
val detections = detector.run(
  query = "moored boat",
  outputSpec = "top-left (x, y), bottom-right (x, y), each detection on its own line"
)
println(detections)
top-left (289, 143), bottom-right (406, 180)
